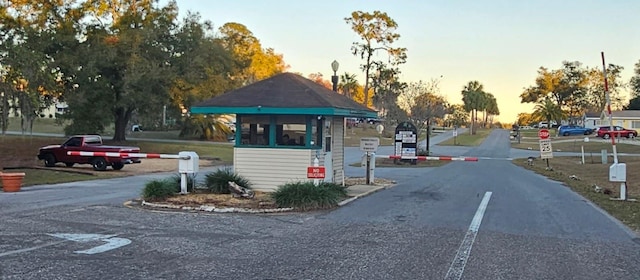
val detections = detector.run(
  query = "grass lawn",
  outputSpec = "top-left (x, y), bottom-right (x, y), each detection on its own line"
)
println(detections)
top-left (513, 156), bottom-right (640, 232)
top-left (6, 117), bottom-right (68, 134)
top-left (437, 128), bottom-right (492, 146)
top-left (6, 168), bottom-right (114, 186)
top-left (512, 137), bottom-right (640, 155)
top-left (343, 125), bottom-right (394, 146)
top-left (0, 134), bottom-right (234, 186)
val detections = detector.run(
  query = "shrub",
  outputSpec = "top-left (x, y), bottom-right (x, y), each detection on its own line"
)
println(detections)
top-left (271, 181), bottom-right (348, 211)
top-left (204, 168), bottom-right (251, 194)
top-left (318, 181), bottom-right (348, 197)
top-left (141, 179), bottom-right (176, 201)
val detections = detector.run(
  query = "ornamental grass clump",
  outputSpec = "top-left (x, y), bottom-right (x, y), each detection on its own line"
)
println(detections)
top-left (204, 168), bottom-right (251, 194)
top-left (141, 179), bottom-right (177, 201)
top-left (168, 174), bottom-right (197, 193)
top-left (272, 181), bottom-right (348, 211)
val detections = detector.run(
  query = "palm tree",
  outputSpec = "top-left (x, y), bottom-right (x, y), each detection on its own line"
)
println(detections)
top-left (461, 81), bottom-right (486, 134)
top-left (533, 98), bottom-right (564, 127)
top-left (485, 93), bottom-right (500, 127)
top-left (180, 115), bottom-right (232, 141)
top-left (339, 72), bottom-right (358, 99)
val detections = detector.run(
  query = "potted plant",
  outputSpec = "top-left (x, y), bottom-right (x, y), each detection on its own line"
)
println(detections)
top-left (1, 172), bottom-right (25, 192)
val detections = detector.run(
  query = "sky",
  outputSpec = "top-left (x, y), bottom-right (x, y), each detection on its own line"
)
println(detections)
top-left (168, 0), bottom-right (639, 123)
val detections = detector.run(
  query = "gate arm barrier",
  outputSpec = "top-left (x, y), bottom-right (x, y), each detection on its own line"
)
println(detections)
top-left (379, 155), bottom-right (479, 162)
top-left (67, 151), bottom-right (190, 160)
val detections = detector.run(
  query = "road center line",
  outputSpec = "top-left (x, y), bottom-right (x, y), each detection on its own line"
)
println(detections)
top-left (444, 191), bottom-right (492, 280)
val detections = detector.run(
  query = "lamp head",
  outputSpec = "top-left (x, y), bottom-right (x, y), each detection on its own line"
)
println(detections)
top-left (331, 60), bottom-right (339, 73)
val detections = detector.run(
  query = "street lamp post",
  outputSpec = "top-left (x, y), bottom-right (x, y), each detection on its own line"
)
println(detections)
top-left (331, 60), bottom-right (339, 92)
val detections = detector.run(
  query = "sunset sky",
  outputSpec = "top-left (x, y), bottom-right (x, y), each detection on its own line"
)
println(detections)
top-left (171, 0), bottom-right (639, 123)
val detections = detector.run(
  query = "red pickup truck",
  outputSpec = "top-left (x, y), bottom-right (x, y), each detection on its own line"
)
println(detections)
top-left (37, 135), bottom-right (141, 171)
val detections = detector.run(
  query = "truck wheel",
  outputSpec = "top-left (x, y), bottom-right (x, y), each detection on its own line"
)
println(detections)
top-left (603, 134), bottom-right (610, 139)
top-left (112, 162), bottom-right (124, 170)
top-left (65, 162), bottom-right (75, 167)
top-left (92, 157), bottom-right (108, 171)
top-left (43, 154), bottom-right (56, 167)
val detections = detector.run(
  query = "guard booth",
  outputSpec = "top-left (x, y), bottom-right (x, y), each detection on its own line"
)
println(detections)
top-left (394, 121), bottom-right (418, 164)
top-left (191, 73), bottom-right (377, 191)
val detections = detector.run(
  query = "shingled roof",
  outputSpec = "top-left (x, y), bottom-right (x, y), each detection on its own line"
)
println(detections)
top-left (191, 72), bottom-right (377, 118)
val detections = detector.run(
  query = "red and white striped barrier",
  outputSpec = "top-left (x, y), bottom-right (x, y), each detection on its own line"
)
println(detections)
top-left (67, 151), bottom-right (190, 159)
top-left (379, 155), bottom-right (479, 162)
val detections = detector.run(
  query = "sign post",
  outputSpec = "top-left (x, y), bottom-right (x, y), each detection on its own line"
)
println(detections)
top-left (538, 129), bottom-right (553, 169)
top-left (453, 128), bottom-right (458, 145)
top-left (360, 137), bottom-right (379, 184)
top-left (394, 122), bottom-right (418, 164)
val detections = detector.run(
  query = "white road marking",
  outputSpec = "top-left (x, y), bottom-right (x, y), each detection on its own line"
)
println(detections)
top-left (48, 233), bottom-right (131, 255)
top-left (0, 240), bottom-right (67, 258)
top-left (0, 233), bottom-right (131, 257)
top-left (444, 191), bottom-right (492, 280)
top-left (75, 237), bottom-right (131, 254)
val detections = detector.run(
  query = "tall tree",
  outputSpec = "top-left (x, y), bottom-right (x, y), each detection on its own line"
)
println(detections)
top-left (59, 0), bottom-right (180, 140)
top-left (625, 60), bottom-right (640, 110)
top-left (515, 112), bottom-right (536, 126)
top-left (399, 80), bottom-right (447, 151)
top-left (370, 63), bottom-right (405, 118)
top-left (218, 22), bottom-right (287, 84)
top-left (345, 10), bottom-right (407, 108)
top-left (484, 94), bottom-right (499, 127)
top-left (533, 98), bottom-right (564, 127)
top-left (445, 104), bottom-right (470, 128)
top-left (461, 81), bottom-right (486, 135)
top-left (0, 0), bottom-right (68, 134)
top-left (308, 73), bottom-right (333, 90)
top-left (338, 72), bottom-right (358, 99)
top-left (521, 61), bottom-right (624, 123)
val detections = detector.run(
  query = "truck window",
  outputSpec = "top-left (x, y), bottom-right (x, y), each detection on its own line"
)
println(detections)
top-left (64, 137), bottom-right (82, 147)
top-left (84, 136), bottom-right (102, 145)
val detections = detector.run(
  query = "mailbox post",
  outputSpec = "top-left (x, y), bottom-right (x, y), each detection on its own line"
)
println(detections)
top-left (360, 137), bottom-right (379, 184)
top-left (178, 151), bottom-right (199, 194)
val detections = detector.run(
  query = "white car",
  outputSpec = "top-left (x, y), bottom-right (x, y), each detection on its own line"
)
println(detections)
top-left (538, 121), bottom-right (557, 128)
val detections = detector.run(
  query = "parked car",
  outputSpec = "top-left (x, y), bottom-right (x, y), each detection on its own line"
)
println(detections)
top-left (538, 121), bottom-right (559, 128)
top-left (345, 117), bottom-right (359, 128)
top-left (596, 126), bottom-right (638, 139)
top-left (366, 118), bottom-right (383, 124)
top-left (557, 125), bottom-right (593, 136)
top-left (37, 135), bottom-right (141, 171)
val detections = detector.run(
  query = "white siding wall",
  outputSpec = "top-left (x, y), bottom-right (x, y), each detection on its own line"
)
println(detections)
top-left (234, 148), bottom-right (318, 191)
top-left (332, 117), bottom-right (345, 185)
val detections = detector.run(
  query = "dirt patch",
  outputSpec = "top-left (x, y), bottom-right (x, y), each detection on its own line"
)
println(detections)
top-left (163, 191), bottom-right (277, 209)
top-left (153, 177), bottom-right (396, 210)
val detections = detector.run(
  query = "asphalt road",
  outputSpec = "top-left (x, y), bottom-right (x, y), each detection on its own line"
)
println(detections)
top-left (1, 129), bottom-right (639, 279)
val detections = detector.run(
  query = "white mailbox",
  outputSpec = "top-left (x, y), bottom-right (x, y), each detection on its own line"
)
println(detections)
top-left (178, 151), bottom-right (199, 173)
top-left (609, 163), bottom-right (626, 182)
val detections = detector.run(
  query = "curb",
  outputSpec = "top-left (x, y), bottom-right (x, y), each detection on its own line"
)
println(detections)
top-left (139, 200), bottom-right (294, 214)
top-left (338, 183), bottom-right (396, 207)
top-left (130, 182), bottom-right (397, 213)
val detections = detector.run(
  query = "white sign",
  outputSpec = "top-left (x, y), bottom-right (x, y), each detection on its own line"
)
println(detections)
top-left (453, 130), bottom-right (458, 137)
top-left (48, 233), bottom-right (131, 255)
top-left (539, 139), bottom-right (553, 159)
top-left (360, 137), bottom-right (380, 152)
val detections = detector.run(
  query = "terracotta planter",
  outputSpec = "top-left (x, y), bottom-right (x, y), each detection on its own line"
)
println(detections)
top-left (1, 172), bottom-right (25, 192)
